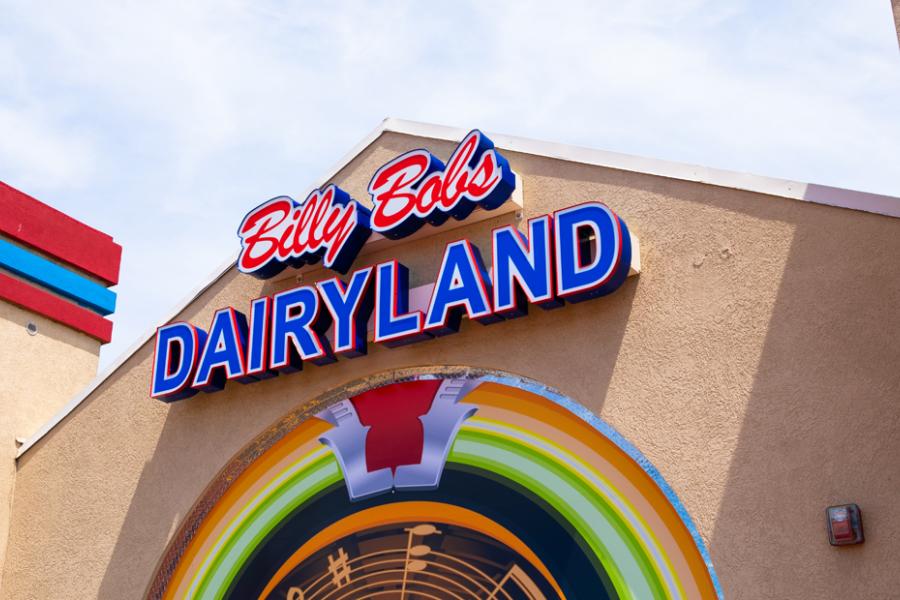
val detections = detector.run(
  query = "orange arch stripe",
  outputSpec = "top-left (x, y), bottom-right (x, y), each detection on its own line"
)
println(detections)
top-left (257, 501), bottom-right (566, 599)
top-left (472, 383), bottom-right (715, 595)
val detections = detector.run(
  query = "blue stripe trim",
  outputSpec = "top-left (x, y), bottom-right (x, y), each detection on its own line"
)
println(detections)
top-left (0, 238), bottom-right (117, 315)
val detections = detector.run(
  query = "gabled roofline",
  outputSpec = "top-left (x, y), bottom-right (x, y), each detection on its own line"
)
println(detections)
top-left (384, 118), bottom-right (900, 218)
top-left (16, 117), bottom-right (900, 458)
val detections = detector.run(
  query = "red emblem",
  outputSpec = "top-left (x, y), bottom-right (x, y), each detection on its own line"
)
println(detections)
top-left (317, 379), bottom-right (478, 500)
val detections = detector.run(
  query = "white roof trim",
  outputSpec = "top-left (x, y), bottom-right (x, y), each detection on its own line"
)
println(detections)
top-left (16, 117), bottom-right (900, 459)
top-left (383, 118), bottom-right (900, 218)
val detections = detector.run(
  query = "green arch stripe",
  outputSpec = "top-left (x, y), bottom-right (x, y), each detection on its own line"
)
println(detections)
top-left (191, 452), bottom-right (342, 599)
top-left (464, 417), bottom-right (685, 597)
top-left (450, 428), bottom-right (668, 600)
top-left (465, 417), bottom-right (681, 597)
top-left (188, 431), bottom-right (678, 599)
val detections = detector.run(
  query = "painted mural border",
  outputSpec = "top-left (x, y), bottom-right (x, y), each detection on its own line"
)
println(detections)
top-left (144, 365), bottom-right (723, 599)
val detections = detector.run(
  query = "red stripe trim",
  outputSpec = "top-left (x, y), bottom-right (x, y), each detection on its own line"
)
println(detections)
top-left (0, 272), bottom-right (112, 343)
top-left (0, 181), bottom-right (122, 285)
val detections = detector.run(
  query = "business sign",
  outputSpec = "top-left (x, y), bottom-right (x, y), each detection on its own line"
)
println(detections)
top-left (151, 130), bottom-right (633, 401)
top-left (235, 130), bottom-right (515, 277)
top-left (153, 377), bottom-right (721, 599)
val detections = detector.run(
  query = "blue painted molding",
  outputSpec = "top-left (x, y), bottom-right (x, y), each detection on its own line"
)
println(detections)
top-left (0, 238), bottom-right (116, 315)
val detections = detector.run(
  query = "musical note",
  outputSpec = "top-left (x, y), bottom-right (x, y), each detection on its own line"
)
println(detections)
top-left (286, 587), bottom-right (304, 600)
top-left (327, 547), bottom-right (352, 588)
top-left (400, 523), bottom-right (441, 599)
top-left (270, 523), bottom-right (561, 600)
top-left (485, 564), bottom-right (546, 600)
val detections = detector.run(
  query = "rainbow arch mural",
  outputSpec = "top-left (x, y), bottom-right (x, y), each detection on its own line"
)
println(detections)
top-left (149, 374), bottom-right (721, 600)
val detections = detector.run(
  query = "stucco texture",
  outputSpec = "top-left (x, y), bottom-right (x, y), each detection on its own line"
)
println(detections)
top-left (3, 132), bottom-right (900, 599)
top-left (894, 0), bottom-right (900, 48)
top-left (0, 301), bottom-right (100, 593)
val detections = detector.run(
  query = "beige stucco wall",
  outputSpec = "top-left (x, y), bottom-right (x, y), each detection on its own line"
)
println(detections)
top-left (0, 301), bottom-right (101, 592)
top-left (893, 0), bottom-right (900, 49)
top-left (3, 132), bottom-right (900, 599)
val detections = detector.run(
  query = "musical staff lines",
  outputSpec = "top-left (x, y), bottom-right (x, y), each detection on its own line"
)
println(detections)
top-left (271, 523), bottom-right (552, 600)
top-left (401, 524), bottom-right (440, 599)
top-left (485, 565), bottom-right (544, 600)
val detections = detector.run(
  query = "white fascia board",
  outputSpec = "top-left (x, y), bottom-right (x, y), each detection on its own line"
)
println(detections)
top-left (16, 117), bottom-right (898, 459)
top-left (381, 118), bottom-right (900, 218)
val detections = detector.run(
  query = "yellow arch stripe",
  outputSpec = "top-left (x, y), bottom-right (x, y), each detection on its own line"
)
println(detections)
top-left (161, 382), bottom-right (716, 599)
top-left (471, 383), bottom-right (716, 594)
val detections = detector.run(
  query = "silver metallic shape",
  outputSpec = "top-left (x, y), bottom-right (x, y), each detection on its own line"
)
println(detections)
top-left (318, 379), bottom-right (479, 501)
top-left (317, 399), bottom-right (393, 500)
top-left (393, 378), bottom-right (478, 491)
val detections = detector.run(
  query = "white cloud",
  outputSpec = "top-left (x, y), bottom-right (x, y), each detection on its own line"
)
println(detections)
top-left (0, 0), bottom-right (897, 366)
top-left (0, 105), bottom-right (98, 189)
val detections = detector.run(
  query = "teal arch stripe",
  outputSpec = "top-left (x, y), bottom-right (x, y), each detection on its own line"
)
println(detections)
top-left (450, 428), bottom-right (667, 600)
top-left (479, 374), bottom-right (724, 599)
top-left (190, 433), bottom-right (673, 600)
top-left (184, 378), bottom-right (722, 600)
top-left (0, 238), bottom-right (116, 315)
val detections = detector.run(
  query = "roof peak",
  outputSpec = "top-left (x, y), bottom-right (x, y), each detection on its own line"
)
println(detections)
top-left (15, 117), bottom-right (899, 459)
top-left (377, 118), bottom-right (900, 219)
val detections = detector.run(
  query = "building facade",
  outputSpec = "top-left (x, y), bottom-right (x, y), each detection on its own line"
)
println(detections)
top-left (1, 121), bottom-right (899, 599)
top-left (0, 182), bottom-right (121, 592)
top-left (893, 0), bottom-right (900, 48)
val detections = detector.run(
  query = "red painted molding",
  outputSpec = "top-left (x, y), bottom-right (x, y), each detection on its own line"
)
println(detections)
top-left (0, 181), bottom-right (122, 285)
top-left (0, 272), bottom-right (112, 343)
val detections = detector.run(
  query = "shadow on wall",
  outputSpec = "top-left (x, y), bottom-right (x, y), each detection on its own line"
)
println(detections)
top-left (91, 134), bottom-right (900, 597)
top-left (95, 277), bottom-right (639, 598)
top-left (707, 206), bottom-right (900, 598)
top-left (96, 147), bottom-right (900, 598)
top-left (511, 155), bottom-right (900, 597)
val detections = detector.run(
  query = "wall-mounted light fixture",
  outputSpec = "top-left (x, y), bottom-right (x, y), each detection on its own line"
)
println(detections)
top-left (826, 504), bottom-right (864, 546)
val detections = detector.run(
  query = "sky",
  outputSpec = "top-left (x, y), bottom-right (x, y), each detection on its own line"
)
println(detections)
top-left (1, 0), bottom-right (899, 367)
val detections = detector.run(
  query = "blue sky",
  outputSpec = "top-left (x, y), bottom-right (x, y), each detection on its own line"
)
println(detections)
top-left (2, 0), bottom-right (899, 366)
